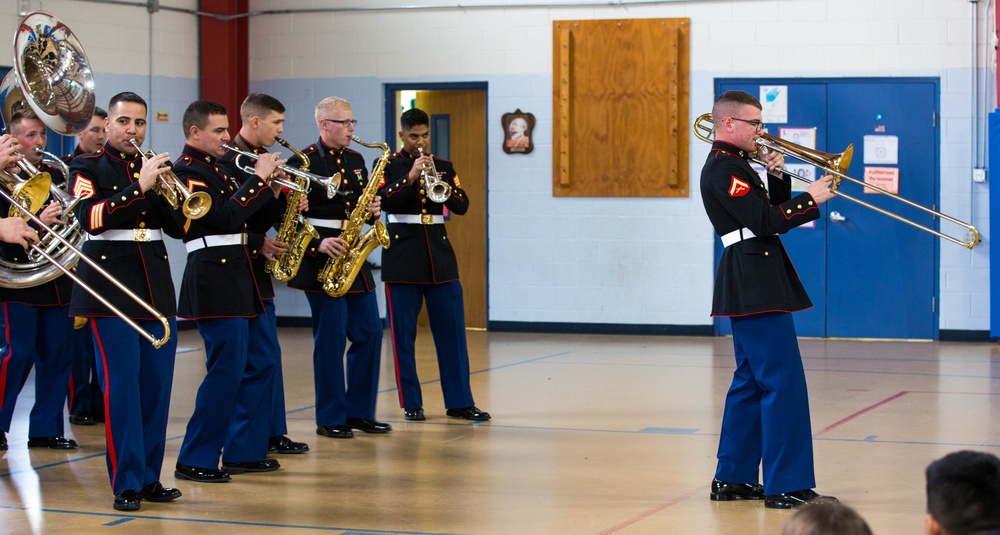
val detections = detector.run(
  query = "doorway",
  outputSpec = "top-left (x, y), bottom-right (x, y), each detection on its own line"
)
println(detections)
top-left (384, 83), bottom-right (488, 329)
top-left (713, 78), bottom-right (940, 340)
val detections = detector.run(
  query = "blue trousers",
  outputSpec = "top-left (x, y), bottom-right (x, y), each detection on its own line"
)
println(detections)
top-left (92, 317), bottom-right (177, 494)
top-left (255, 299), bottom-right (287, 437)
top-left (715, 312), bottom-right (816, 495)
top-left (68, 321), bottom-right (101, 417)
top-left (0, 303), bottom-right (73, 438)
top-left (177, 316), bottom-right (274, 468)
top-left (305, 290), bottom-right (382, 426)
top-left (385, 281), bottom-right (474, 410)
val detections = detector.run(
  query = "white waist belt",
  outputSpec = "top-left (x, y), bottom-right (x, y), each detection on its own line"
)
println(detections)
top-left (720, 227), bottom-right (758, 247)
top-left (185, 233), bottom-right (248, 253)
top-left (88, 229), bottom-right (162, 242)
top-left (388, 214), bottom-right (443, 225)
top-left (305, 218), bottom-right (344, 230)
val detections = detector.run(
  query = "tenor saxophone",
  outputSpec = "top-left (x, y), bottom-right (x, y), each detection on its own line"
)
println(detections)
top-left (266, 138), bottom-right (320, 281)
top-left (316, 135), bottom-right (391, 297)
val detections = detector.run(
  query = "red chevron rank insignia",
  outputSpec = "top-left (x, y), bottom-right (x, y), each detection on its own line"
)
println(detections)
top-left (73, 175), bottom-right (95, 198)
top-left (728, 176), bottom-right (750, 197)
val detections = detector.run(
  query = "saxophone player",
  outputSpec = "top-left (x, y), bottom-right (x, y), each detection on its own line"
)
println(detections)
top-left (379, 108), bottom-right (489, 422)
top-left (286, 96), bottom-right (389, 439)
top-left (218, 93), bottom-right (309, 455)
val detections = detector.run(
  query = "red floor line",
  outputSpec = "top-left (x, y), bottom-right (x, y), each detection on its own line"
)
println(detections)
top-left (814, 390), bottom-right (909, 437)
top-left (595, 485), bottom-right (707, 535)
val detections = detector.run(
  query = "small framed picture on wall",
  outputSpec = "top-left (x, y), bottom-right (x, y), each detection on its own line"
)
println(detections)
top-left (502, 109), bottom-right (535, 154)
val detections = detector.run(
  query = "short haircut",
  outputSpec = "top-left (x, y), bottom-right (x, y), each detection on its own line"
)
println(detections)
top-left (109, 92), bottom-right (147, 111)
top-left (182, 99), bottom-right (227, 138)
top-left (241, 93), bottom-right (285, 122)
top-left (9, 108), bottom-right (42, 129)
top-left (712, 90), bottom-right (762, 120)
top-left (780, 503), bottom-right (873, 535)
top-left (93, 106), bottom-right (108, 120)
top-left (926, 451), bottom-right (1000, 535)
top-left (400, 108), bottom-right (429, 130)
top-left (314, 96), bottom-right (351, 122)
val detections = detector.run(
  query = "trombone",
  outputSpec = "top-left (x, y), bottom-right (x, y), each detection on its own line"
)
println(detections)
top-left (128, 138), bottom-right (211, 219)
top-left (693, 113), bottom-right (980, 250)
top-left (220, 144), bottom-right (313, 195)
top-left (0, 188), bottom-right (171, 348)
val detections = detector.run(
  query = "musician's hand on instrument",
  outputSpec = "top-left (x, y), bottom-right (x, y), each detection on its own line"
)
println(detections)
top-left (406, 158), bottom-right (423, 185)
top-left (0, 217), bottom-right (38, 248)
top-left (808, 175), bottom-right (835, 204)
top-left (39, 202), bottom-right (63, 226)
top-left (0, 134), bottom-right (22, 170)
top-left (254, 152), bottom-right (281, 183)
top-left (760, 149), bottom-right (784, 173)
top-left (138, 152), bottom-right (172, 193)
top-left (297, 194), bottom-right (308, 212)
top-left (317, 237), bottom-right (348, 259)
top-left (368, 195), bottom-right (381, 219)
top-left (260, 236), bottom-right (288, 260)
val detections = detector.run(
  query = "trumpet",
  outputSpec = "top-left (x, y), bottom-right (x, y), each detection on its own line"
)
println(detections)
top-left (128, 138), bottom-right (211, 219)
top-left (692, 113), bottom-right (980, 250)
top-left (417, 147), bottom-right (451, 203)
top-left (220, 144), bottom-right (312, 195)
top-left (275, 137), bottom-right (340, 198)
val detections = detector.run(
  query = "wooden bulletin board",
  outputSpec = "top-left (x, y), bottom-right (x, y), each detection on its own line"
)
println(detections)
top-left (552, 18), bottom-right (690, 197)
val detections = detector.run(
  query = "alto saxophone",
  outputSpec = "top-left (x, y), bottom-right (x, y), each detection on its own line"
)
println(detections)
top-left (266, 138), bottom-right (320, 281)
top-left (317, 135), bottom-right (391, 297)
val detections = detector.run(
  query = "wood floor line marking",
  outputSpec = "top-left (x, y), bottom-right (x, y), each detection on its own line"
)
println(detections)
top-left (814, 391), bottom-right (909, 437)
top-left (595, 485), bottom-right (706, 535)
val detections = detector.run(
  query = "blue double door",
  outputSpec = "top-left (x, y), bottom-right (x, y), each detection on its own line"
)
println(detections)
top-left (714, 78), bottom-right (940, 339)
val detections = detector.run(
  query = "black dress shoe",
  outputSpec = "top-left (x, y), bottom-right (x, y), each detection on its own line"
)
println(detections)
top-left (269, 435), bottom-right (309, 454)
top-left (174, 462), bottom-right (231, 483)
top-left (316, 425), bottom-right (354, 438)
top-left (222, 458), bottom-right (280, 474)
top-left (346, 418), bottom-right (392, 434)
top-left (69, 413), bottom-right (96, 426)
top-left (446, 406), bottom-right (491, 421)
top-left (113, 490), bottom-right (141, 511)
top-left (139, 481), bottom-right (182, 502)
top-left (403, 408), bottom-right (426, 421)
top-left (1, 431), bottom-right (6, 451)
top-left (27, 436), bottom-right (78, 449)
top-left (710, 478), bottom-right (764, 501)
top-left (764, 489), bottom-right (839, 509)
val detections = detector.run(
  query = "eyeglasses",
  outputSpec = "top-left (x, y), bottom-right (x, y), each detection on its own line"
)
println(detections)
top-left (729, 117), bottom-right (765, 132)
top-left (323, 119), bottom-right (358, 127)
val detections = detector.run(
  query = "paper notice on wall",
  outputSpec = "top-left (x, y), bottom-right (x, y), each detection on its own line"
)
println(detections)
top-left (760, 86), bottom-right (788, 124)
top-left (864, 167), bottom-right (899, 194)
top-left (779, 127), bottom-right (816, 150)
top-left (784, 164), bottom-right (814, 191)
top-left (863, 135), bottom-right (899, 165)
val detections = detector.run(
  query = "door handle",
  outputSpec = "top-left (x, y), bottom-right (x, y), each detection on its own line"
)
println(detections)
top-left (829, 211), bottom-right (847, 223)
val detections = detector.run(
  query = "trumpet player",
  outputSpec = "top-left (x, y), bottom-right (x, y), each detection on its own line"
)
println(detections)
top-left (69, 92), bottom-right (185, 511)
top-left (379, 108), bottom-right (489, 422)
top-left (173, 100), bottom-right (285, 482)
top-left (218, 92), bottom-right (309, 455)
top-left (0, 111), bottom-right (78, 454)
top-left (286, 96), bottom-right (389, 439)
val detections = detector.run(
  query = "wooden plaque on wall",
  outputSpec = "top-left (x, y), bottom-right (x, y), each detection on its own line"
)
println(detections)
top-left (552, 18), bottom-right (690, 197)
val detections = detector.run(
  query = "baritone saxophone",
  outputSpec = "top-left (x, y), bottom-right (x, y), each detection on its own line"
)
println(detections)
top-left (266, 138), bottom-right (320, 281)
top-left (317, 135), bottom-right (391, 297)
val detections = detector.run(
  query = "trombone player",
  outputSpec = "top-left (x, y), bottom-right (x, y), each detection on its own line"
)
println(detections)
top-left (69, 92), bottom-right (184, 512)
top-left (701, 90), bottom-right (836, 509)
top-left (0, 115), bottom-right (75, 454)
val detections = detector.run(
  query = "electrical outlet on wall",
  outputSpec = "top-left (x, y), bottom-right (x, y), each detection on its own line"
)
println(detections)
top-left (973, 168), bottom-right (987, 183)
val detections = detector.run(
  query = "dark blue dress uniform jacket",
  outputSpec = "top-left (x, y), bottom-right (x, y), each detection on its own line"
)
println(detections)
top-left (172, 145), bottom-right (274, 319)
top-left (286, 140), bottom-right (374, 294)
top-left (378, 150), bottom-right (468, 284)
top-left (68, 145), bottom-right (181, 319)
top-left (700, 141), bottom-right (820, 317)
top-left (218, 135), bottom-right (286, 300)
top-left (0, 163), bottom-right (73, 305)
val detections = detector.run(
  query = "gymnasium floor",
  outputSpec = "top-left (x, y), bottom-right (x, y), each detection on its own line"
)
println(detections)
top-left (1, 326), bottom-right (998, 534)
